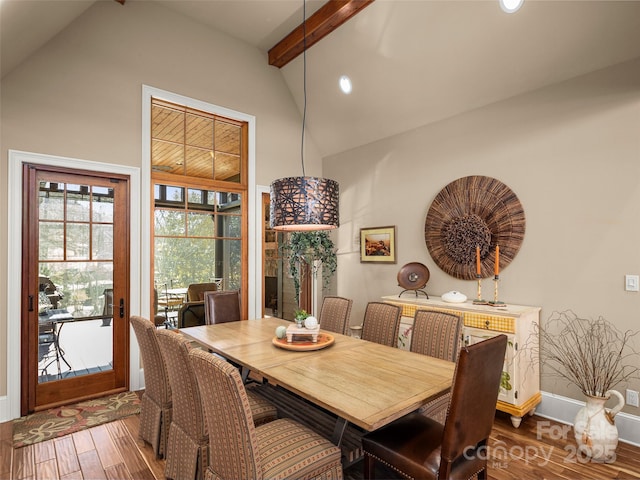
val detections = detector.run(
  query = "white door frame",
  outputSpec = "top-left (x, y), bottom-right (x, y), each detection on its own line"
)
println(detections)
top-left (5, 150), bottom-right (141, 421)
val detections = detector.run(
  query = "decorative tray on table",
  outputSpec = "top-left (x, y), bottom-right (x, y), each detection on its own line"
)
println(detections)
top-left (272, 324), bottom-right (335, 351)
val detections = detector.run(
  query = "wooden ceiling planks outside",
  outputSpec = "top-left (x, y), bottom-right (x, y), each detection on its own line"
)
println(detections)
top-left (151, 100), bottom-right (242, 181)
top-left (268, 0), bottom-right (374, 68)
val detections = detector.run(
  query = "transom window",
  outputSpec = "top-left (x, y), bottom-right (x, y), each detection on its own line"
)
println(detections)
top-left (151, 96), bottom-right (248, 323)
top-left (151, 99), bottom-right (244, 183)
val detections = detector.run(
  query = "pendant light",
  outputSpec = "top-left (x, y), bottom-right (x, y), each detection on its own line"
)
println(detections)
top-left (270, 0), bottom-right (340, 231)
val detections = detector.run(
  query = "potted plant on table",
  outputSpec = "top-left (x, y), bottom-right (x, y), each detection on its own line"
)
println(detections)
top-left (294, 309), bottom-right (309, 328)
top-left (535, 310), bottom-right (640, 463)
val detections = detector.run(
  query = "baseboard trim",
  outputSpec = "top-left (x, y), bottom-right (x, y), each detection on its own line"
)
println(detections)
top-left (537, 391), bottom-right (640, 447)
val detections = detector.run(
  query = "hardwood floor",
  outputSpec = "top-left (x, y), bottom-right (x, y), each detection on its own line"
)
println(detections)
top-left (2, 410), bottom-right (639, 479)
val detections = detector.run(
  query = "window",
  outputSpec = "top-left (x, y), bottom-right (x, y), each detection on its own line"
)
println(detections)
top-left (151, 99), bottom-right (245, 183)
top-left (151, 97), bottom-right (248, 321)
top-left (153, 184), bottom-right (242, 291)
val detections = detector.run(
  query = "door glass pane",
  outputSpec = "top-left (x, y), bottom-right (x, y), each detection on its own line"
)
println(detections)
top-left (39, 183), bottom-right (64, 221)
top-left (92, 186), bottom-right (114, 222)
top-left (66, 224), bottom-right (90, 260)
top-left (38, 180), bottom-right (114, 384)
top-left (66, 184), bottom-right (91, 222)
top-left (39, 223), bottom-right (64, 260)
top-left (92, 224), bottom-right (113, 259)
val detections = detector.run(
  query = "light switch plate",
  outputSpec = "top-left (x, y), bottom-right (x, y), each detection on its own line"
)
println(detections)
top-left (625, 275), bottom-right (639, 292)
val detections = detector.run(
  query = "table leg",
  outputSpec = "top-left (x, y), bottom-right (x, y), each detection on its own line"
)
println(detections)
top-left (330, 417), bottom-right (348, 447)
top-left (241, 366), bottom-right (251, 384)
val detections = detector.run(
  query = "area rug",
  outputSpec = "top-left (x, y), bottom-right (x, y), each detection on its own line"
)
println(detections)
top-left (12, 391), bottom-right (141, 448)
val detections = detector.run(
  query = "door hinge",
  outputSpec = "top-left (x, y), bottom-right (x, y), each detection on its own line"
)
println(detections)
top-left (119, 298), bottom-right (125, 318)
top-left (28, 294), bottom-right (34, 312)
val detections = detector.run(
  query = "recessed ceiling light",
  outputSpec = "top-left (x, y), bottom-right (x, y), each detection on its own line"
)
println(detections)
top-left (499, 0), bottom-right (523, 13)
top-left (339, 75), bottom-right (352, 95)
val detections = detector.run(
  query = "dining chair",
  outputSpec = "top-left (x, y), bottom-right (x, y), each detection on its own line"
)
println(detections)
top-left (318, 296), bottom-right (353, 335)
top-left (186, 282), bottom-right (219, 302)
top-left (362, 334), bottom-right (508, 480)
top-left (156, 330), bottom-right (277, 480)
top-left (204, 290), bottom-right (241, 325)
top-left (361, 302), bottom-right (402, 347)
top-left (188, 348), bottom-right (343, 480)
top-left (410, 309), bottom-right (462, 423)
top-left (176, 282), bottom-right (219, 328)
top-left (129, 315), bottom-right (172, 459)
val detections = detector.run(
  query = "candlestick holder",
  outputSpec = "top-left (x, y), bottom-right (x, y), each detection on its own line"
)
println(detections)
top-left (472, 274), bottom-right (488, 305)
top-left (489, 275), bottom-right (506, 307)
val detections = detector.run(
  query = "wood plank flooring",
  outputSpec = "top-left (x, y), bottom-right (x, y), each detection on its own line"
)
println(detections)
top-left (2, 409), bottom-right (639, 479)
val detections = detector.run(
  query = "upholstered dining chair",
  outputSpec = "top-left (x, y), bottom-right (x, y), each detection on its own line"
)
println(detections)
top-left (410, 309), bottom-right (463, 423)
top-left (361, 302), bottom-right (402, 347)
top-left (318, 296), bottom-right (353, 335)
top-left (156, 330), bottom-right (277, 480)
top-left (188, 348), bottom-right (344, 480)
top-left (204, 290), bottom-right (241, 325)
top-left (129, 315), bottom-right (172, 459)
top-left (362, 334), bottom-right (508, 480)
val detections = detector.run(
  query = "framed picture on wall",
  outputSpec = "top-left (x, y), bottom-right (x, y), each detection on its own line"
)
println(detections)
top-left (360, 226), bottom-right (396, 263)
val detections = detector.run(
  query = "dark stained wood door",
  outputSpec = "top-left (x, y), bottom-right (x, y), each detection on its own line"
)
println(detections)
top-left (21, 164), bottom-right (130, 414)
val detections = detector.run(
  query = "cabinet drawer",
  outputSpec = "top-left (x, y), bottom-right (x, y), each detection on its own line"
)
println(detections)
top-left (463, 313), bottom-right (515, 334)
top-left (391, 302), bottom-right (515, 334)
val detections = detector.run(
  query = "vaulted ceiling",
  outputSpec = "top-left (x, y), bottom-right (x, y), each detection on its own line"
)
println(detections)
top-left (3, 0), bottom-right (640, 157)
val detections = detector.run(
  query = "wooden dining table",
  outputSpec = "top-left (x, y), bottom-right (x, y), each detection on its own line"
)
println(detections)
top-left (179, 317), bottom-right (455, 447)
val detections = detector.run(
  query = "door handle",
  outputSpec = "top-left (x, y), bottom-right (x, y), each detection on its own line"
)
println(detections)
top-left (119, 298), bottom-right (125, 318)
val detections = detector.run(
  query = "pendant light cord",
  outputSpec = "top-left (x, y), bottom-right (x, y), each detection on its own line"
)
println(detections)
top-left (301, 0), bottom-right (307, 177)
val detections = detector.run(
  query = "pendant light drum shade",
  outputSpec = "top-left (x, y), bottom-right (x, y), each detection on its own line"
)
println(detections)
top-left (270, 176), bottom-right (339, 231)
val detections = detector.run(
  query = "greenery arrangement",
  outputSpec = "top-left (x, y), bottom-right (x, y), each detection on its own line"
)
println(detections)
top-left (294, 308), bottom-right (310, 326)
top-left (535, 311), bottom-right (640, 397)
top-left (282, 231), bottom-right (337, 304)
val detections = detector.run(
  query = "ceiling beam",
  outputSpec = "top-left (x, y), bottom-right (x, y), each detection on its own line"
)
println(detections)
top-left (268, 0), bottom-right (374, 68)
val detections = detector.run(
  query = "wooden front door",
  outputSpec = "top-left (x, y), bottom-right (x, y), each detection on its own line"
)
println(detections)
top-left (21, 164), bottom-right (130, 414)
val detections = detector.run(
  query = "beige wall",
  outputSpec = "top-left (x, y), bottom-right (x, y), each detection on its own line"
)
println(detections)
top-left (325, 58), bottom-right (640, 411)
top-left (2, 0), bottom-right (639, 416)
top-left (0, 1), bottom-right (323, 399)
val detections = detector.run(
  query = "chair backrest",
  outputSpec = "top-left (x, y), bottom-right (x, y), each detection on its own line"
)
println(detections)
top-left (186, 282), bottom-right (219, 302)
top-left (189, 348), bottom-right (262, 480)
top-left (156, 329), bottom-right (206, 439)
top-left (410, 310), bottom-right (462, 362)
top-left (178, 302), bottom-right (206, 329)
top-left (361, 302), bottom-right (402, 347)
top-left (204, 290), bottom-right (241, 325)
top-left (130, 316), bottom-right (172, 403)
top-left (439, 334), bottom-right (507, 477)
top-left (318, 296), bottom-right (353, 335)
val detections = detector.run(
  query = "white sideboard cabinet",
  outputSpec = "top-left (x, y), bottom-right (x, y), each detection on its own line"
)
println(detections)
top-left (382, 295), bottom-right (541, 428)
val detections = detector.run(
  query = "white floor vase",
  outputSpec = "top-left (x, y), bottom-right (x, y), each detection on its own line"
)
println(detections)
top-left (573, 389), bottom-right (624, 463)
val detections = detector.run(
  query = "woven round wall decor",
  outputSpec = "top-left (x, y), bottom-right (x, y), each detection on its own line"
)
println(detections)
top-left (424, 176), bottom-right (525, 280)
